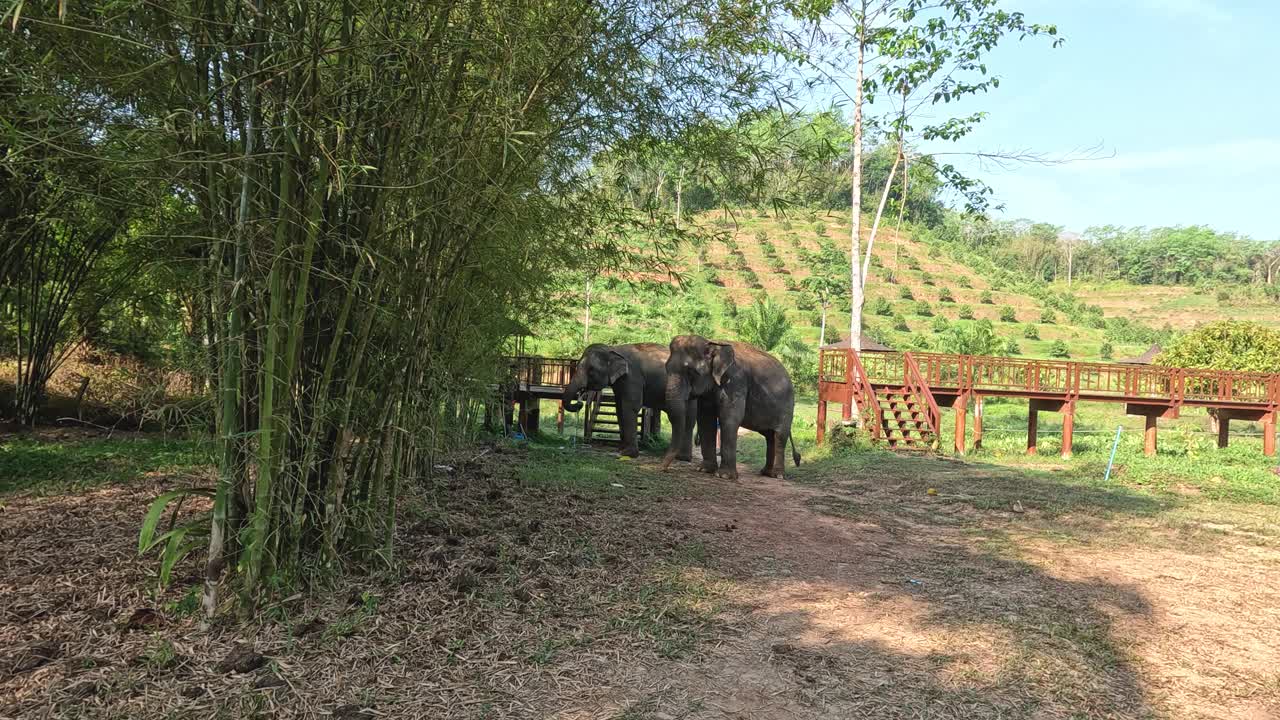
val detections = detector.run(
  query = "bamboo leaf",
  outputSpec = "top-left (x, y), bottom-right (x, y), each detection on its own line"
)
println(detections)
top-left (138, 489), bottom-right (214, 554)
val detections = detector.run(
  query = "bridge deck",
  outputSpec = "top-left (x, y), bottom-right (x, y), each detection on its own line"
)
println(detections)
top-left (817, 349), bottom-right (1279, 457)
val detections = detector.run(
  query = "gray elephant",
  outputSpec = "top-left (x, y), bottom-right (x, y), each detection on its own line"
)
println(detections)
top-left (562, 343), bottom-right (694, 459)
top-left (660, 335), bottom-right (800, 480)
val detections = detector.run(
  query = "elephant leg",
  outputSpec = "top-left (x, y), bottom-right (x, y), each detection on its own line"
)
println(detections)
top-left (717, 419), bottom-right (740, 480)
top-left (677, 398), bottom-right (697, 461)
top-left (617, 400), bottom-right (640, 457)
top-left (761, 431), bottom-right (777, 477)
top-left (696, 400), bottom-right (719, 474)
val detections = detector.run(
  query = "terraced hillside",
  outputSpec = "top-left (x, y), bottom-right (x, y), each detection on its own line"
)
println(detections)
top-left (543, 210), bottom-right (1181, 365)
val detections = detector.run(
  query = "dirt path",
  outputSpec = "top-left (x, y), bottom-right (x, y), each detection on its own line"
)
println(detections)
top-left (553, 455), bottom-right (1280, 720)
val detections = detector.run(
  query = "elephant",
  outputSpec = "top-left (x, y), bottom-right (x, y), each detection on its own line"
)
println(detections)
top-left (660, 335), bottom-right (800, 480)
top-left (562, 342), bottom-right (695, 459)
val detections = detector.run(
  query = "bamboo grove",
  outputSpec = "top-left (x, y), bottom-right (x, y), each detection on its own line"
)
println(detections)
top-left (1, 1), bottom-right (783, 608)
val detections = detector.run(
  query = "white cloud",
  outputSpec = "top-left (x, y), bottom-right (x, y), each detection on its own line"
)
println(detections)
top-left (1068, 139), bottom-right (1280, 174)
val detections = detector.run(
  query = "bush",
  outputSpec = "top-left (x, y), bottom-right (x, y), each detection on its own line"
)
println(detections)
top-left (780, 220), bottom-right (792, 231)
top-left (957, 276), bottom-right (973, 289)
top-left (1004, 338), bottom-right (1021, 355)
top-left (957, 304), bottom-right (974, 320)
top-left (1159, 320), bottom-right (1280, 373)
top-left (868, 296), bottom-right (894, 316)
top-left (1100, 341), bottom-right (1114, 360)
top-left (940, 319), bottom-right (1003, 356)
top-left (898, 286), bottom-right (914, 301)
top-left (928, 245), bottom-right (941, 258)
top-left (999, 305), bottom-right (1017, 322)
top-left (1040, 308), bottom-right (1056, 324)
top-left (931, 316), bottom-right (950, 333)
top-left (1216, 289), bottom-right (1231, 305)
top-left (914, 300), bottom-right (933, 317)
top-left (938, 287), bottom-right (954, 303)
top-left (906, 257), bottom-right (921, 271)
top-left (921, 272), bottom-right (935, 286)
top-left (980, 290), bottom-right (994, 304)
top-left (892, 313), bottom-right (910, 332)
top-left (1023, 324), bottom-right (1040, 340)
top-left (813, 221), bottom-right (827, 237)
top-left (1049, 339), bottom-right (1069, 358)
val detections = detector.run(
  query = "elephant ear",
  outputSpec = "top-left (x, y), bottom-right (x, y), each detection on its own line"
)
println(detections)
top-left (607, 350), bottom-right (629, 384)
top-left (708, 342), bottom-right (736, 386)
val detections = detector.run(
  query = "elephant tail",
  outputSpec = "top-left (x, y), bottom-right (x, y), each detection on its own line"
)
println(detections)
top-left (790, 433), bottom-right (801, 467)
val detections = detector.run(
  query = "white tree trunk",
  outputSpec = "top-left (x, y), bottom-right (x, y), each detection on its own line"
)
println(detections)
top-left (583, 278), bottom-right (593, 345)
top-left (848, 3), bottom-right (867, 358)
top-left (819, 304), bottom-right (828, 347)
top-left (863, 152), bottom-right (900, 281)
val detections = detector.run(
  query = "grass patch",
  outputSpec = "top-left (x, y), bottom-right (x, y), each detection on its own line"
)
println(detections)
top-left (0, 436), bottom-right (210, 495)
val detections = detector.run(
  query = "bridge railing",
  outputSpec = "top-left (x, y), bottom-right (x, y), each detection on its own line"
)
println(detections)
top-left (508, 356), bottom-right (578, 389)
top-left (819, 349), bottom-right (1280, 407)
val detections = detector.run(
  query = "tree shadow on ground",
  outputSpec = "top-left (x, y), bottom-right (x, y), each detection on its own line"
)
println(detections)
top-left (620, 447), bottom-right (1171, 719)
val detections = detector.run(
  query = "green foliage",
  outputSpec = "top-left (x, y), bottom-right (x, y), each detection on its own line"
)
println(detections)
top-left (1157, 321), bottom-right (1280, 373)
top-left (1048, 340), bottom-right (1070, 358)
top-left (921, 272), bottom-right (935, 286)
top-left (979, 290), bottom-right (994, 304)
top-left (1023, 324), bottom-right (1040, 340)
top-left (930, 316), bottom-right (950, 333)
top-left (1215, 289), bottom-right (1231, 305)
top-left (1100, 342), bottom-right (1114, 360)
top-left (868, 296), bottom-right (894, 316)
top-left (1004, 338), bottom-right (1021, 355)
top-left (898, 286), bottom-right (915, 300)
top-left (914, 300), bottom-right (933, 317)
top-left (957, 304), bottom-right (974, 320)
top-left (999, 305), bottom-right (1017, 322)
top-left (940, 320), bottom-right (1003, 356)
top-left (736, 298), bottom-right (792, 352)
top-left (813, 222), bottom-right (827, 237)
top-left (892, 313), bottom-right (910, 332)
top-left (1040, 308), bottom-right (1056, 324)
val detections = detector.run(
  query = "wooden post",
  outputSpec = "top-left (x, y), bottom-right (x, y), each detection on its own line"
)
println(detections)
top-left (1061, 402), bottom-right (1075, 459)
top-left (972, 395), bottom-right (984, 450)
top-left (841, 350), bottom-right (853, 422)
top-left (1144, 415), bottom-right (1158, 456)
top-left (1027, 408), bottom-right (1038, 455)
top-left (557, 400), bottom-right (565, 433)
top-left (816, 400), bottom-right (828, 445)
top-left (1264, 411), bottom-right (1276, 457)
top-left (953, 393), bottom-right (968, 456)
top-left (1217, 413), bottom-right (1230, 449)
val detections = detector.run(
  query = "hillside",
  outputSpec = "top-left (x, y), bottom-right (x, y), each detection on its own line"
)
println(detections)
top-left (543, 210), bottom-right (1201, 364)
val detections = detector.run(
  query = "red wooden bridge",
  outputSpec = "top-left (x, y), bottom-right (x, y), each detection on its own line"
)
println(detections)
top-left (817, 349), bottom-right (1279, 457)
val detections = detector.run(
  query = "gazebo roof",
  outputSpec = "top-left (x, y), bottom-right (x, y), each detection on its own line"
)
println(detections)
top-left (1121, 344), bottom-right (1163, 365)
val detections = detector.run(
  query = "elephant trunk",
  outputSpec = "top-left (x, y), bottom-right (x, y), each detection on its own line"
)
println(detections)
top-left (562, 372), bottom-right (588, 412)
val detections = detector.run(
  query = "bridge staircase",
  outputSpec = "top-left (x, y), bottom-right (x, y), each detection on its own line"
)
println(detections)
top-left (871, 389), bottom-right (938, 448)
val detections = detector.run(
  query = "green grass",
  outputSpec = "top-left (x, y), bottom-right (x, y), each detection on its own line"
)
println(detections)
top-left (0, 436), bottom-right (210, 495)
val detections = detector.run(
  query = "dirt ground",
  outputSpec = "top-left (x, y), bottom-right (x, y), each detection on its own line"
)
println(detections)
top-left (3, 444), bottom-right (1279, 719)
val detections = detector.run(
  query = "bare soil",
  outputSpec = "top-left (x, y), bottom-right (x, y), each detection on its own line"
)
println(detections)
top-left (3, 443), bottom-right (1278, 719)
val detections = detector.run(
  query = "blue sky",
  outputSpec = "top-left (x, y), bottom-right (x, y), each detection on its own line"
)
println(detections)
top-left (844, 0), bottom-right (1280, 239)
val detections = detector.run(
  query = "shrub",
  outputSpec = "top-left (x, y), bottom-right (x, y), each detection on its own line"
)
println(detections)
top-left (999, 305), bottom-right (1017, 322)
top-left (1216, 289), bottom-right (1231, 305)
top-left (813, 221), bottom-right (827, 237)
top-left (1049, 340), bottom-right (1069, 358)
top-left (780, 220), bottom-right (792, 231)
top-left (868, 296), bottom-right (894, 316)
top-left (892, 313), bottom-right (910, 332)
top-left (1100, 341), bottom-right (1114, 360)
top-left (940, 319), bottom-right (1003, 356)
top-left (921, 271), bottom-right (935, 286)
top-left (928, 245), bottom-right (941, 258)
top-left (906, 257), bottom-right (921, 271)
top-left (1158, 320), bottom-right (1280, 373)
top-left (755, 229), bottom-right (768, 243)
top-left (931, 316), bottom-right (950, 333)
top-left (898, 286), bottom-right (914, 301)
top-left (957, 304), bottom-right (975, 320)
top-left (957, 276), bottom-right (973, 289)
top-left (979, 290), bottom-right (994, 304)
top-left (914, 300), bottom-right (933, 317)
top-left (1040, 308), bottom-right (1056, 324)
top-left (1023, 324), bottom-right (1040, 340)
top-left (1004, 338), bottom-right (1021, 355)
top-left (938, 287), bottom-right (955, 303)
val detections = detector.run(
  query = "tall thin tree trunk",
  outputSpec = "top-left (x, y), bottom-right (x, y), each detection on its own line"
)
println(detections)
top-left (819, 304), bottom-right (827, 347)
top-left (583, 277), bottom-right (593, 345)
top-left (848, 0), bottom-right (867, 363)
